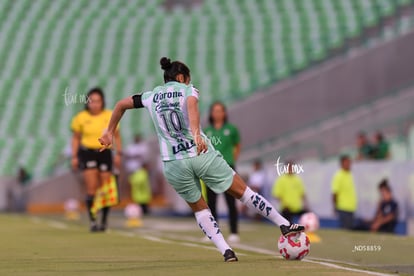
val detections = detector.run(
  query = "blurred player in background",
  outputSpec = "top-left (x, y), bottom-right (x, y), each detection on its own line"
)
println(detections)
top-left (98, 57), bottom-right (304, 262)
top-left (248, 160), bottom-right (266, 194)
top-left (124, 134), bottom-right (149, 175)
top-left (128, 162), bottom-right (152, 215)
top-left (331, 155), bottom-right (357, 229)
top-left (272, 161), bottom-right (307, 223)
top-left (354, 179), bottom-right (398, 233)
top-left (204, 102), bottom-right (241, 243)
top-left (373, 131), bottom-right (390, 160)
top-left (356, 132), bottom-right (374, 160)
top-left (245, 160), bottom-right (267, 220)
top-left (71, 87), bottom-right (122, 232)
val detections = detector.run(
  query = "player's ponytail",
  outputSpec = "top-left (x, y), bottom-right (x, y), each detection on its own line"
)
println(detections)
top-left (160, 56), bottom-right (191, 83)
top-left (160, 57), bottom-right (172, 70)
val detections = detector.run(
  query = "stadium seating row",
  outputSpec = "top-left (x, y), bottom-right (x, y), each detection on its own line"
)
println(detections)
top-left (0, 0), bottom-right (413, 177)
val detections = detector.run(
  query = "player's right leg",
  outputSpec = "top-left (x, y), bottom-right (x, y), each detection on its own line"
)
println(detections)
top-left (226, 174), bottom-right (305, 236)
top-left (200, 152), bottom-right (304, 236)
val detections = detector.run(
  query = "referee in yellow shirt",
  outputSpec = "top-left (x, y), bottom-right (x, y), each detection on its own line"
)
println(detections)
top-left (331, 155), bottom-right (357, 229)
top-left (71, 87), bottom-right (122, 232)
top-left (272, 161), bottom-right (307, 223)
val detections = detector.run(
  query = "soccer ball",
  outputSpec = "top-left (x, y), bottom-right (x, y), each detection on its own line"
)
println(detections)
top-left (124, 203), bottom-right (142, 219)
top-left (278, 232), bottom-right (310, 260)
top-left (299, 212), bottom-right (320, 232)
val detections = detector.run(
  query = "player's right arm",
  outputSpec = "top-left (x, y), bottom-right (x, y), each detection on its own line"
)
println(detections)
top-left (99, 96), bottom-right (137, 150)
top-left (187, 95), bottom-right (207, 155)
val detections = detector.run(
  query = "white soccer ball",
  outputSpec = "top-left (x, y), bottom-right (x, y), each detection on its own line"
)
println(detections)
top-left (64, 198), bottom-right (79, 212)
top-left (299, 212), bottom-right (320, 232)
top-left (278, 232), bottom-right (310, 260)
top-left (124, 203), bottom-right (142, 219)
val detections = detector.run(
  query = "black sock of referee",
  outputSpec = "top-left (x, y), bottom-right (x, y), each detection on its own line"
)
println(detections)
top-left (85, 195), bottom-right (96, 224)
top-left (101, 207), bottom-right (110, 226)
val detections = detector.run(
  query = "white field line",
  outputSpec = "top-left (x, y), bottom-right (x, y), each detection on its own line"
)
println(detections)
top-left (145, 233), bottom-right (394, 276)
top-left (30, 217), bottom-right (68, 229)
top-left (139, 234), bottom-right (247, 256)
top-left (46, 221), bottom-right (68, 229)
top-left (34, 218), bottom-right (393, 275)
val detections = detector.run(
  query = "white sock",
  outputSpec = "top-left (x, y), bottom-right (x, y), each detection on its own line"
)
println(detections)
top-left (195, 209), bottom-right (231, 255)
top-left (240, 187), bottom-right (290, 226)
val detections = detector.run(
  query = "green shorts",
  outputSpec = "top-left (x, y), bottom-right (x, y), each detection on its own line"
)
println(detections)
top-left (163, 151), bottom-right (235, 203)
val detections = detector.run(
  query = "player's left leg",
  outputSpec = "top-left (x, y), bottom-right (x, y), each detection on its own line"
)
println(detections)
top-left (163, 157), bottom-right (237, 262)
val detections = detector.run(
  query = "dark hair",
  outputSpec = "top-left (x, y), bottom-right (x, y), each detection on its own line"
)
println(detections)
top-left (339, 154), bottom-right (350, 164)
top-left (208, 101), bottom-right (228, 125)
top-left (160, 57), bottom-right (190, 83)
top-left (85, 87), bottom-right (105, 111)
top-left (378, 179), bottom-right (391, 192)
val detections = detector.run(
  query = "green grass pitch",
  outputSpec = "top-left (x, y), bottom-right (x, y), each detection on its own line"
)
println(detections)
top-left (0, 214), bottom-right (413, 276)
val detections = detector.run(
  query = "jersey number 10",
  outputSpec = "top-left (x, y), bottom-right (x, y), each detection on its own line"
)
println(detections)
top-left (160, 110), bottom-right (184, 133)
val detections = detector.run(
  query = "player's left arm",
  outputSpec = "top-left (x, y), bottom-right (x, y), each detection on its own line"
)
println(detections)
top-left (99, 96), bottom-right (136, 149)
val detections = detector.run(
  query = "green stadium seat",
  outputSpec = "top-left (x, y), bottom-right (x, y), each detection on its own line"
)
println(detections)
top-left (0, 0), bottom-right (411, 177)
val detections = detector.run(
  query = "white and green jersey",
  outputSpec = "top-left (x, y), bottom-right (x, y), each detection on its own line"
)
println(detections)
top-left (138, 81), bottom-right (213, 161)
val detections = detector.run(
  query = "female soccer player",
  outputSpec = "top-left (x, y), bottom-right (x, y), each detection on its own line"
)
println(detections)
top-left (71, 87), bottom-right (122, 232)
top-left (204, 102), bottom-right (241, 242)
top-left (99, 57), bottom-right (304, 261)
